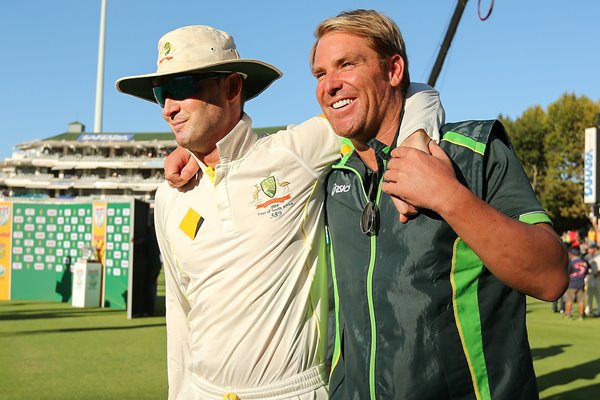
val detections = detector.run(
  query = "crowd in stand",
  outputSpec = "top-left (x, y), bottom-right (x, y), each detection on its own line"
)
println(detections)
top-left (556, 230), bottom-right (600, 319)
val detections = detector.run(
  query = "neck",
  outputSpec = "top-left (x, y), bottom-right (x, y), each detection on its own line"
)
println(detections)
top-left (353, 99), bottom-right (403, 171)
top-left (355, 147), bottom-right (378, 171)
top-left (197, 150), bottom-right (220, 169)
top-left (374, 95), bottom-right (403, 147)
top-left (187, 143), bottom-right (220, 169)
top-left (191, 112), bottom-right (243, 169)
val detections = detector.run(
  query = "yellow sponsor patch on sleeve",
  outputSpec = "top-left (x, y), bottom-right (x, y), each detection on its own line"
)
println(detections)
top-left (179, 207), bottom-right (204, 240)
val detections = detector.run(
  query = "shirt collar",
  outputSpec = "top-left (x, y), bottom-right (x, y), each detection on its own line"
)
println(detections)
top-left (190, 113), bottom-right (258, 173)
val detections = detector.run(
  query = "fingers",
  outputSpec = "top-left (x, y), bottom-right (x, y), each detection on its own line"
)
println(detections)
top-left (167, 159), bottom-right (201, 191)
top-left (382, 146), bottom-right (433, 212)
top-left (428, 139), bottom-right (448, 160)
top-left (381, 140), bottom-right (456, 218)
top-left (398, 214), bottom-right (410, 224)
top-left (164, 147), bottom-right (200, 189)
top-left (391, 196), bottom-right (419, 224)
top-left (164, 149), bottom-right (187, 182)
top-left (389, 146), bottom-right (405, 158)
top-left (180, 159), bottom-right (200, 182)
top-left (167, 175), bottom-right (186, 189)
top-left (381, 165), bottom-right (405, 197)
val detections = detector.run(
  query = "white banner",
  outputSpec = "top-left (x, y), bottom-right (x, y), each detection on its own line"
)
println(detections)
top-left (584, 127), bottom-right (599, 204)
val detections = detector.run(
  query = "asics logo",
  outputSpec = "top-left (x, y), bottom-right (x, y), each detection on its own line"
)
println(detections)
top-left (331, 183), bottom-right (351, 196)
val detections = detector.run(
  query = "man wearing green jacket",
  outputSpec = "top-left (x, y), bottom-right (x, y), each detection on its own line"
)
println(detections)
top-left (311, 9), bottom-right (568, 399)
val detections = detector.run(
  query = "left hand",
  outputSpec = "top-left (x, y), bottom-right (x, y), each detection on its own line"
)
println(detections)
top-left (382, 140), bottom-right (460, 214)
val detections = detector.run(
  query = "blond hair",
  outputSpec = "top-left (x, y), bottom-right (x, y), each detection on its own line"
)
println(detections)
top-left (310, 9), bottom-right (410, 94)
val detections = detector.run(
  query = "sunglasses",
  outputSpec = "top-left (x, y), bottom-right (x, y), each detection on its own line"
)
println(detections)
top-left (361, 169), bottom-right (381, 235)
top-left (360, 110), bottom-right (404, 235)
top-left (360, 144), bottom-right (392, 236)
top-left (152, 73), bottom-right (228, 107)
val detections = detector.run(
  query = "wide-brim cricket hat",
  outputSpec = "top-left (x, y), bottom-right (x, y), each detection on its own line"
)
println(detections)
top-left (116, 25), bottom-right (282, 103)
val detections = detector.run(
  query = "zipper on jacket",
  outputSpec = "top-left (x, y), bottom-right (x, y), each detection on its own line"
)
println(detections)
top-left (330, 162), bottom-right (382, 400)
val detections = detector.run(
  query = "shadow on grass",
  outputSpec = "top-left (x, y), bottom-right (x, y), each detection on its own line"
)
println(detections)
top-left (542, 382), bottom-right (600, 399)
top-left (0, 308), bottom-right (123, 321)
top-left (0, 323), bottom-right (166, 337)
top-left (0, 302), bottom-right (30, 307)
top-left (0, 295), bottom-right (166, 321)
top-left (531, 344), bottom-right (571, 361)
top-left (154, 295), bottom-right (166, 317)
top-left (537, 358), bottom-right (600, 393)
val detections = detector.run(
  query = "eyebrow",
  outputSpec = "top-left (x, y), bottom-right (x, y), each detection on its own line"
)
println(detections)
top-left (312, 53), bottom-right (366, 76)
top-left (311, 66), bottom-right (324, 76)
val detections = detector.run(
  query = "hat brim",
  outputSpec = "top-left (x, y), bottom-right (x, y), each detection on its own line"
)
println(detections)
top-left (116, 59), bottom-right (282, 103)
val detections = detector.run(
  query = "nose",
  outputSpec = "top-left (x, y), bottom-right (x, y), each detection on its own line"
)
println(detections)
top-left (162, 97), bottom-right (180, 120)
top-left (322, 71), bottom-right (343, 96)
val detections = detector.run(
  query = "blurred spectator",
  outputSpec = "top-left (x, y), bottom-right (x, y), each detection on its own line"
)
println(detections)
top-left (585, 243), bottom-right (600, 317)
top-left (565, 248), bottom-right (589, 320)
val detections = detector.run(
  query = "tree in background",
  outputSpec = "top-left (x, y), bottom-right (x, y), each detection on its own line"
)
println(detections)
top-left (500, 105), bottom-right (549, 195)
top-left (500, 93), bottom-right (600, 234)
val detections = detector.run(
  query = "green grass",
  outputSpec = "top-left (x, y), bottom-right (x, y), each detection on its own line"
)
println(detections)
top-left (0, 271), bottom-right (168, 400)
top-left (0, 301), bottom-right (167, 400)
top-left (527, 297), bottom-right (600, 399)
top-left (0, 294), bottom-right (598, 399)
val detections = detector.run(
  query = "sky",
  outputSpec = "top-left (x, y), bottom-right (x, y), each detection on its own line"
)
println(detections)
top-left (2, 0), bottom-right (599, 161)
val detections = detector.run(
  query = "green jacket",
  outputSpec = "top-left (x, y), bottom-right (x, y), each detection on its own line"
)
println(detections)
top-left (326, 120), bottom-right (550, 400)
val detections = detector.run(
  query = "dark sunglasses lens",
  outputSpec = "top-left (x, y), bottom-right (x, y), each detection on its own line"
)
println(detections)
top-left (152, 86), bottom-right (166, 107)
top-left (361, 201), bottom-right (379, 235)
top-left (152, 76), bottom-right (199, 107)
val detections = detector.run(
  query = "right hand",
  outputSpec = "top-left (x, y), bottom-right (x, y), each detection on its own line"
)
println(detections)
top-left (164, 146), bottom-right (200, 190)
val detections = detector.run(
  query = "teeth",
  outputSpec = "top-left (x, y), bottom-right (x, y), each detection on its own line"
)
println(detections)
top-left (332, 99), bottom-right (353, 109)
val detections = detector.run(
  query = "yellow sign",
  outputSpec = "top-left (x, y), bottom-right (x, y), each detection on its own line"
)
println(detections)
top-left (92, 202), bottom-right (107, 265)
top-left (0, 201), bottom-right (12, 300)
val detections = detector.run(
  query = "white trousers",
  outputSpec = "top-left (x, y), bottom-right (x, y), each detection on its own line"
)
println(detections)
top-left (179, 364), bottom-right (328, 400)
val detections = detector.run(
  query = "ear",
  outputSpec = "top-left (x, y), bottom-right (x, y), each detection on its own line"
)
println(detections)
top-left (225, 74), bottom-right (244, 102)
top-left (388, 54), bottom-right (404, 88)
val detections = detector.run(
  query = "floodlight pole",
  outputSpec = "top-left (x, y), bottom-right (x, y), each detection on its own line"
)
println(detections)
top-left (427, 0), bottom-right (468, 87)
top-left (93, 0), bottom-right (107, 133)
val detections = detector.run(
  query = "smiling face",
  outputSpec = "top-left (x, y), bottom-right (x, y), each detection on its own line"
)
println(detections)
top-left (160, 74), bottom-right (242, 159)
top-left (312, 31), bottom-right (405, 148)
